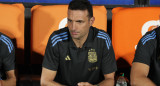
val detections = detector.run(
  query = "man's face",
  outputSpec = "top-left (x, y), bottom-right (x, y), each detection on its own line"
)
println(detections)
top-left (67, 9), bottom-right (94, 40)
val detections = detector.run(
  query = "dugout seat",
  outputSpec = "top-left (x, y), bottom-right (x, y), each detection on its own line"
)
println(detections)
top-left (112, 7), bottom-right (160, 67)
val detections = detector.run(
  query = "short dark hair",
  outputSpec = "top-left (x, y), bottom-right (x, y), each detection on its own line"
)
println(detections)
top-left (68, 0), bottom-right (93, 18)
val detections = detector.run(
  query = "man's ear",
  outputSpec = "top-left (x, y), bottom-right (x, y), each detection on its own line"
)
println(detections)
top-left (90, 17), bottom-right (95, 26)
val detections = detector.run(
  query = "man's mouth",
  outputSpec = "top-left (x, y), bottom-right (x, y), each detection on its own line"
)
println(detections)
top-left (71, 32), bottom-right (78, 35)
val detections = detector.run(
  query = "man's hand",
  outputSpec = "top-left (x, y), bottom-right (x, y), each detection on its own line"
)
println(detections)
top-left (78, 82), bottom-right (96, 86)
top-left (78, 73), bottom-right (115, 86)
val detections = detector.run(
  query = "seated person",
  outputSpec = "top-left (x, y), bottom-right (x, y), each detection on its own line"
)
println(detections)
top-left (0, 32), bottom-right (16, 86)
top-left (131, 26), bottom-right (160, 86)
top-left (40, 0), bottom-right (117, 86)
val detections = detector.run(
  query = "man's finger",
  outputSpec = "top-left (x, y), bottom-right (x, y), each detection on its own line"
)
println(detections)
top-left (78, 82), bottom-right (92, 86)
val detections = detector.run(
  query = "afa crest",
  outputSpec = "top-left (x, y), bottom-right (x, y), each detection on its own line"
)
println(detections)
top-left (88, 49), bottom-right (97, 63)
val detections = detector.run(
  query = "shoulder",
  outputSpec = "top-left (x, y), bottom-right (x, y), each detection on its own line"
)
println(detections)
top-left (48, 27), bottom-right (69, 47)
top-left (91, 26), bottom-right (110, 39)
top-left (140, 30), bottom-right (156, 46)
top-left (134, 30), bottom-right (157, 65)
top-left (0, 32), bottom-right (14, 53)
top-left (92, 27), bottom-right (111, 50)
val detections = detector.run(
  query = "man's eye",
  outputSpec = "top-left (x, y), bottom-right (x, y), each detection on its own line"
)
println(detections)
top-left (68, 20), bottom-right (72, 22)
top-left (78, 21), bottom-right (83, 23)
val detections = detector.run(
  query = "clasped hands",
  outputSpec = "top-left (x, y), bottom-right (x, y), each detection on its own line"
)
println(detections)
top-left (77, 82), bottom-right (97, 86)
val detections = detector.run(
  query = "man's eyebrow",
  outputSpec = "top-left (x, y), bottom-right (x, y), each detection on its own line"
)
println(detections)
top-left (76, 20), bottom-right (84, 22)
top-left (67, 18), bottom-right (72, 21)
top-left (67, 18), bottom-right (84, 22)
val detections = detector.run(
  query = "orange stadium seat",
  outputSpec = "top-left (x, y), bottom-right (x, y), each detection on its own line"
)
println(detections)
top-left (0, 3), bottom-right (25, 64)
top-left (31, 5), bottom-right (107, 64)
top-left (112, 7), bottom-right (160, 67)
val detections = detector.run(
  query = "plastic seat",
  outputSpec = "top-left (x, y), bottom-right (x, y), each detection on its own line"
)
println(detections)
top-left (31, 5), bottom-right (107, 64)
top-left (112, 7), bottom-right (160, 67)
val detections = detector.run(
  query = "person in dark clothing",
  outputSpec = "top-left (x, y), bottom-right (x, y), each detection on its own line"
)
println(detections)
top-left (41, 0), bottom-right (117, 86)
top-left (131, 26), bottom-right (160, 86)
top-left (0, 32), bottom-right (16, 86)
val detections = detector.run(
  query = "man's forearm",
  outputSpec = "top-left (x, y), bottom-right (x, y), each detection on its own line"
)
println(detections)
top-left (41, 80), bottom-right (65, 86)
top-left (131, 77), bottom-right (156, 86)
top-left (2, 77), bottom-right (16, 86)
top-left (97, 78), bottom-right (114, 86)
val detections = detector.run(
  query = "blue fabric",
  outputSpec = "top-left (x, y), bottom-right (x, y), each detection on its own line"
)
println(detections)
top-left (0, 0), bottom-right (134, 5)
top-left (150, 0), bottom-right (160, 5)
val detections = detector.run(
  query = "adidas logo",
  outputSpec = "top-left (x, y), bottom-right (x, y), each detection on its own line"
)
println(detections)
top-left (65, 55), bottom-right (71, 60)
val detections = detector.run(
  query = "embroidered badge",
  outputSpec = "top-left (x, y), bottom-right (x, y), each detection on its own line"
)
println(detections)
top-left (88, 49), bottom-right (97, 63)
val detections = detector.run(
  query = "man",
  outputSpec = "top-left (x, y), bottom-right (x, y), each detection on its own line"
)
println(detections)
top-left (0, 32), bottom-right (16, 86)
top-left (41, 0), bottom-right (117, 86)
top-left (131, 26), bottom-right (160, 86)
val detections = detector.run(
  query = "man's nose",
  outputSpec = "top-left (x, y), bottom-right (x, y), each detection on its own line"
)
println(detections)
top-left (71, 22), bottom-right (76, 30)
